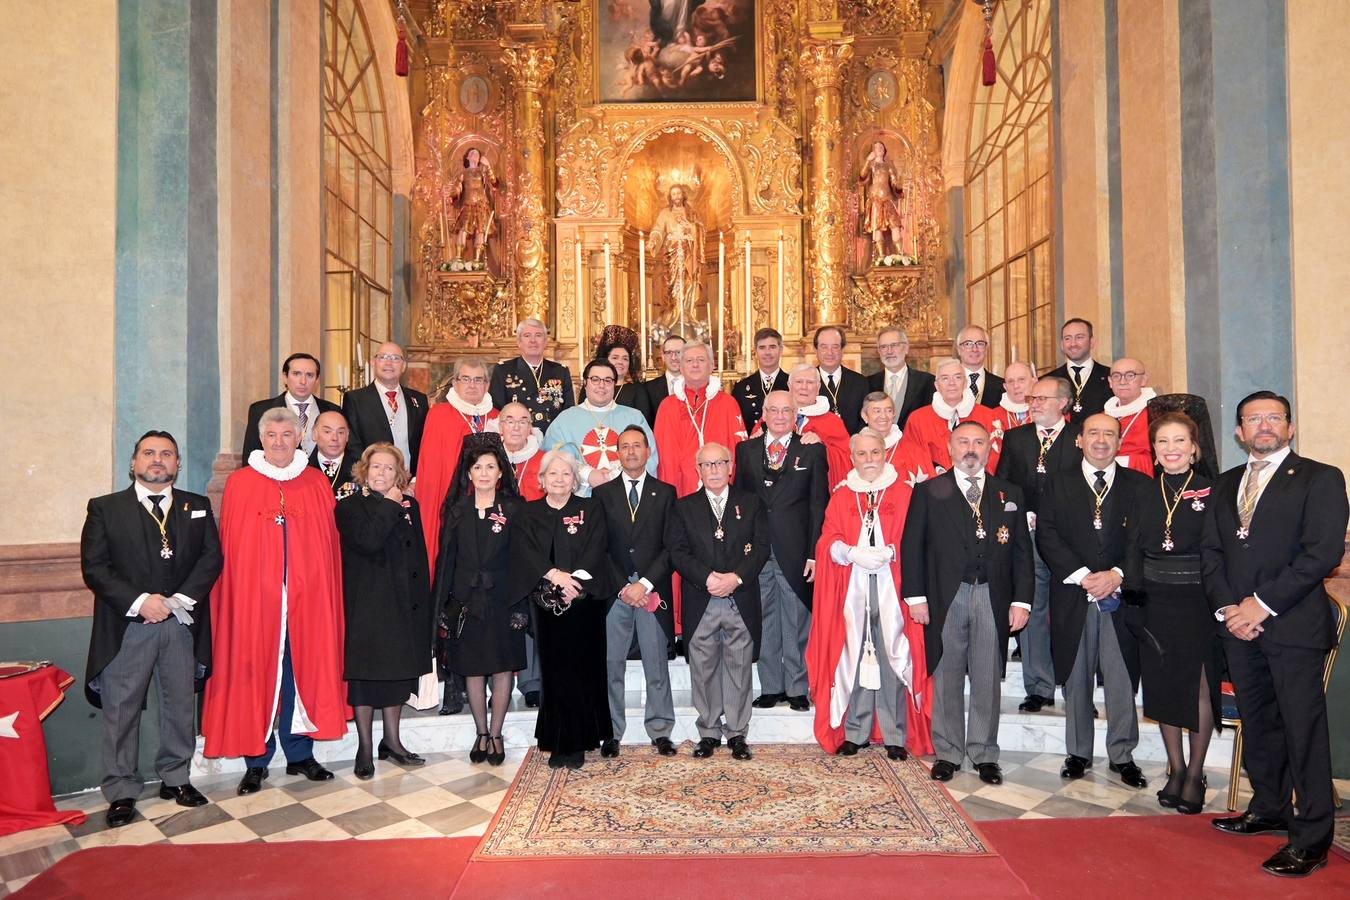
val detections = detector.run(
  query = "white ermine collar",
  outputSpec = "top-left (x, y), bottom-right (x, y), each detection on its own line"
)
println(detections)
top-left (844, 463), bottom-right (899, 494)
top-left (797, 395), bottom-right (830, 417)
top-left (505, 429), bottom-right (542, 464)
top-left (671, 375), bottom-right (723, 400)
top-left (1104, 387), bottom-right (1157, 419)
top-left (932, 392), bottom-right (976, 420)
top-left (882, 424), bottom-right (902, 449)
top-left (445, 390), bottom-right (494, 417)
top-left (999, 395), bottom-right (1029, 415)
top-left (248, 449), bottom-right (310, 482)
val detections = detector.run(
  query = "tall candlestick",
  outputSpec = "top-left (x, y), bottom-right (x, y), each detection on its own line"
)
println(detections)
top-left (576, 236), bottom-right (585, 374)
top-left (639, 230), bottom-right (648, 369)
top-left (744, 236), bottom-right (752, 369)
top-left (717, 231), bottom-right (725, 372)
top-left (603, 235), bottom-right (613, 322)
top-left (776, 229), bottom-right (784, 330)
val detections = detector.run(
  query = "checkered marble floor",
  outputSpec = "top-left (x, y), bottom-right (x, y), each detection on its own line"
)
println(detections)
top-left (2, 746), bottom-right (1345, 896)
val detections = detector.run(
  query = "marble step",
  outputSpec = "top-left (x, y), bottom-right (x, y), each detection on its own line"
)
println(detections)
top-left (188, 686), bottom-right (1232, 781)
top-left (622, 657), bottom-right (1109, 704)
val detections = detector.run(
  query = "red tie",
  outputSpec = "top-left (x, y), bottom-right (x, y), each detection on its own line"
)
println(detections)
top-left (386, 390), bottom-right (398, 414)
top-left (767, 439), bottom-right (786, 467)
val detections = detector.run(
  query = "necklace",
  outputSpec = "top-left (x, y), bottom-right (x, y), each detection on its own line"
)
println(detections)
top-left (710, 494), bottom-right (727, 541)
top-left (1159, 470), bottom-right (1194, 552)
top-left (145, 504), bottom-right (173, 559)
top-left (964, 479), bottom-right (986, 539)
top-left (274, 487), bottom-right (287, 526)
top-left (1035, 429), bottom-right (1056, 474)
top-left (853, 485), bottom-right (889, 546)
top-left (681, 386), bottom-right (711, 449)
top-left (820, 371), bottom-right (841, 412)
top-left (1090, 477), bottom-right (1109, 530)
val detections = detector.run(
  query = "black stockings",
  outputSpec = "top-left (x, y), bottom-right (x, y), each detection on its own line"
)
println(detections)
top-left (354, 703), bottom-right (411, 766)
top-left (465, 673), bottom-right (515, 738)
top-left (1159, 669), bottom-right (1215, 803)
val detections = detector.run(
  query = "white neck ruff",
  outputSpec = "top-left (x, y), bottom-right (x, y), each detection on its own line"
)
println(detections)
top-left (505, 428), bottom-right (542, 464)
top-left (797, 395), bottom-right (830, 417)
top-left (932, 392), bottom-right (976, 420)
top-left (1104, 386), bottom-right (1157, 419)
top-left (248, 449), bottom-right (310, 482)
top-left (881, 424), bottom-right (902, 449)
top-left (446, 390), bottom-right (494, 417)
top-left (671, 375), bottom-right (723, 400)
top-left (844, 463), bottom-right (899, 494)
top-left (999, 395), bottom-right (1029, 415)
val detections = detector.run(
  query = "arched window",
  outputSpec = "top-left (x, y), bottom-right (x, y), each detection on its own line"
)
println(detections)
top-left (964, 0), bottom-right (1054, 372)
top-left (323, 0), bottom-right (393, 397)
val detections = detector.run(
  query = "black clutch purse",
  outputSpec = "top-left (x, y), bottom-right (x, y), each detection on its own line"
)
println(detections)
top-left (529, 578), bottom-right (570, 616)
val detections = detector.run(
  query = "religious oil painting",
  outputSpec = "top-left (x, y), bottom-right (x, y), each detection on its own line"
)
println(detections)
top-left (599, 0), bottom-right (758, 103)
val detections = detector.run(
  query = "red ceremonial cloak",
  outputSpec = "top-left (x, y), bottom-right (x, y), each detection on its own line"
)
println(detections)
top-left (1112, 409), bottom-right (1154, 477)
top-left (901, 403), bottom-right (1002, 474)
top-left (655, 385), bottom-right (748, 496)
top-left (807, 480), bottom-right (933, 756)
top-left (202, 463), bottom-right (348, 757)
top-left (511, 449), bottom-right (545, 501)
top-left (801, 410), bottom-right (852, 490)
top-left (417, 403), bottom-right (500, 568)
top-left (886, 431), bottom-right (937, 488)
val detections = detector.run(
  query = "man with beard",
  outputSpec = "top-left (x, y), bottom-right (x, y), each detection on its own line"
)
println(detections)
top-left (867, 327), bottom-right (934, 429)
top-left (1047, 318), bottom-right (1111, 421)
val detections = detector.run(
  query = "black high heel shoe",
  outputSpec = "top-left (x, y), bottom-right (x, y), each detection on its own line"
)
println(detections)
top-left (487, 735), bottom-right (505, 766)
top-left (469, 733), bottom-right (490, 764)
top-left (354, 750), bottom-right (375, 780)
top-left (378, 740), bottom-right (425, 767)
top-left (1175, 775), bottom-right (1207, 814)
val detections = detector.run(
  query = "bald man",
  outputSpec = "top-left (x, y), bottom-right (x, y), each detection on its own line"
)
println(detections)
top-left (308, 411), bottom-right (358, 494)
top-left (342, 341), bottom-right (429, 475)
top-left (1102, 358), bottom-right (1157, 477)
top-left (996, 362), bottom-right (1036, 432)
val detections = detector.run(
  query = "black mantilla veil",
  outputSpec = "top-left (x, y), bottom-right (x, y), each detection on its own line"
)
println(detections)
top-left (443, 432), bottom-right (521, 521)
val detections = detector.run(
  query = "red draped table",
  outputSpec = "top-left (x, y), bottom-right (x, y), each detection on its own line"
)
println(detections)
top-left (0, 663), bottom-right (87, 836)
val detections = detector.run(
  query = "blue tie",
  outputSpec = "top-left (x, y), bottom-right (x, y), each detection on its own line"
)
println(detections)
top-left (628, 479), bottom-right (640, 509)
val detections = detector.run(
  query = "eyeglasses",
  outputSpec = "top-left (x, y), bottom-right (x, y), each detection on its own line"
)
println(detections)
top-left (456, 375), bottom-right (488, 385)
top-left (1108, 371), bottom-right (1143, 383)
top-left (696, 459), bottom-right (731, 469)
top-left (877, 342), bottom-right (907, 353)
top-left (1240, 413), bottom-right (1288, 427)
top-left (957, 340), bottom-right (988, 350)
top-left (1027, 395), bottom-right (1060, 403)
top-left (586, 376), bottom-right (616, 385)
top-left (374, 353), bottom-right (404, 363)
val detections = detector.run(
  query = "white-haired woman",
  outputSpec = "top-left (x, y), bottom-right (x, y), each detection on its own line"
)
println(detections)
top-left (510, 450), bottom-right (615, 769)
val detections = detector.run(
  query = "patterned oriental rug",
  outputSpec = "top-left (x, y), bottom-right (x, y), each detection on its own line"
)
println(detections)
top-left (475, 743), bottom-right (992, 859)
top-left (1334, 815), bottom-right (1350, 861)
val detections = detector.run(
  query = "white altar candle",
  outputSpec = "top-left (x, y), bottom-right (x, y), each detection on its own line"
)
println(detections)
top-left (777, 229), bottom-right (784, 330)
top-left (576, 236), bottom-right (585, 373)
top-left (717, 231), bottom-right (725, 371)
top-left (744, 236), bottom-right (752, 368)
top-left (639, 230), bottom-right (648, 368)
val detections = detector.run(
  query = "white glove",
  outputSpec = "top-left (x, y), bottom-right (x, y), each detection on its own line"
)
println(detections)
top-left (164, 595), bottom-right (196, 626)
top-left (847, 546), bottom-right (891, 572)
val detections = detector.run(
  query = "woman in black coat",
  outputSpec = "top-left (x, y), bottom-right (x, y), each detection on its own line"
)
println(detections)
top-left (1123, 412), bottom-right (1221, 814)
top-left (335, 443), bottom-right (435, 779)
top-left (512, 450), bottom-right (615, 769)
top-left (432, 434), bottom-right (526, 766)
top-left (593, 326), bottom-right (650, 422)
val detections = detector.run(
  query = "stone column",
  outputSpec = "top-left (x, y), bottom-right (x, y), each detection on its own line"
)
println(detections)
top-left (800, 29), bottom-right (854, 328)
top-left (501, 25), bottom-right (557, 326)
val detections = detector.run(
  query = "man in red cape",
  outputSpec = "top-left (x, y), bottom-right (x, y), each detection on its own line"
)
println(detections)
top-left (787, 364), bottom-right (851, 489)
top-left (901, 358), bottom-right (1002, 474)
top-left (655, 341), bottom-right (747, 635)
top-left (500, 401), bottom-right (545, 500)
top-left (808, 429), bottom-right (933, 757)
top-left (416, 358), bottom-right (501, 568)
top-left (1103, 357), bottom-right (1156, 477)
top-left (203, 407), bottom-right (347, 793)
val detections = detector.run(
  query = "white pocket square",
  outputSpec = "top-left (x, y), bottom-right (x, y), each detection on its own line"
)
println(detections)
top-left (191, 510), bottom-right (206, 519)
top-left (1003, 502), bottom-right (1018, 512)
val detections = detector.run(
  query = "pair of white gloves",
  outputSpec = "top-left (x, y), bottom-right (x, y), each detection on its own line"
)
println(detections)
top-left (830, 540), bottom-right (893, 573)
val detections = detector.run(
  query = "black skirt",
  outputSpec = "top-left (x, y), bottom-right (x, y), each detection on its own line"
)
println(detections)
top-left (1138, 567), bottom-right (1222, 730)
top-left (533, 592), bottom-right (613, 753)
top-left (348, 677), bottom-right (416, 708)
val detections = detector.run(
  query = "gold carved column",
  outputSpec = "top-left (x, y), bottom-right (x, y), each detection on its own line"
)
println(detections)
top-left (501, 25), bottom-right (556, 325)
top-left (801, 25), bottom-right (854, 327)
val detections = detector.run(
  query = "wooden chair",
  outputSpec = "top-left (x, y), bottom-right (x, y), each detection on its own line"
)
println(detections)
top-left (1224, 590), bottom-right (1348, 811)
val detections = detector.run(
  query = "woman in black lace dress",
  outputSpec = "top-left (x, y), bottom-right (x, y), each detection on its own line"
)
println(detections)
top-left (1124, 412), bottom-right (1220, 813)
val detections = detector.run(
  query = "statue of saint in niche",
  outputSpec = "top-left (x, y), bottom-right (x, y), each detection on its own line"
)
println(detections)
top-left (448, 147), bottom-right (498, 264)
top-left (647, 184), bottom-right (705, 336)
top-left (858, 140), bottom-right (905, 261)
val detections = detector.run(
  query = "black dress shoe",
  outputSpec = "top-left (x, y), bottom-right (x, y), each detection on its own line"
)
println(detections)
top-left (752, 693), bottom-right (786, 709)
top-left (652, 737), bottom-right (678, 756)
top-left (159, 783), bottom-right (208, 807)
top-left (1212, 811), bottom-right (1289, 836)
top-left (600, 739), bottom-right (620, 758)
top-left (1261, 843), bottom-right (1328, 878)
top-left (837, 740), bottom-right (862, 756)
top-left (787, 695), bottom-right (811, 712)
top-left (378, 741), bottom-right (425, 767)
top-left (285, 758), bottom-right (335, 781)
top-left (1109, 760), bottom-right (1147, 789)
top-left (693, 737), bottom-right (720, 758)
top-left (977, 763), bottom-right (1004, 785)
top-left (354, 758), bottom-right (375, 780)
top-left (1060, 755), bottom-right (1091, 779)
top-left (487, 736), bottom-right (506, 767)
top-left (1156, 788), bottom-right (1180, 809)
top-left (885, 745), bottom-right (908, 761)
top-left (548, 751), bottom-right (566, 769)
top-left (106, 798), bottom-right (137, 828)
top-left (1018, 694), bottom-right (1051, 713)
top-left (930, 759), bottom-right (958, 781)
top-left (237, 767), bottom-right (269, 795)
top-left (562, 751), bottom-right (585, 770)
top-left (524, 690), bottom-right (540, 708)
top-left (727, 736), bottom-right (752, 760)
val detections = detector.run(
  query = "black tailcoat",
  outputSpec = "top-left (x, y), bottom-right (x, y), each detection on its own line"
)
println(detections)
top-left (820, 366), bottom-right (869, 434)
top-left (241, 393), bottom-right (340, 461)
top-left (1047, 360), bottom-right (1112, 422)
top-left (733, 435), bottom-right (828, 608)
top-left (341, 382), bottom-right (429, 475)
top-left (994, 421), bottom-right (1083, 514)
top-left (731, 369), bottom-right (790, 433)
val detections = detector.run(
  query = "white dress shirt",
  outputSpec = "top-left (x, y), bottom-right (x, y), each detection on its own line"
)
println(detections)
top-left (1063, 460), bottom-right (1124, 588)
top-left (621, 471), bottom-right (655, 592)
top-left (127, 482), bottom-right (196, 618)
top-left (377, 381), bottom-right (411, 464)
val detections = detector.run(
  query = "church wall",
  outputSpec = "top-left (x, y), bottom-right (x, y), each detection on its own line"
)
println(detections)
top-left (0, 2), bottom-right (119, 545)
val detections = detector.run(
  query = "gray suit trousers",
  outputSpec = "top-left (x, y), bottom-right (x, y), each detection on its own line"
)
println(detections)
top-left (932, 582), bottom-right (1002, 766)
top-left (605, 598), bottom-right (675, 741)
top-left (756, 552), bottom-right (810, 696)
top-left (843, 574), bottom-right (908, 745)
top-left (1064, 602), bottom-right (1139, 763)
top-left (1020, 538), bottom-right (1055, 699)
top-left (98, 620), bottom-right (196, 802)
top-left (688, 597), bottom-right (754, 739)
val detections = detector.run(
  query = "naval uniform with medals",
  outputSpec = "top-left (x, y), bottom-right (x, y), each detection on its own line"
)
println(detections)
top-left (489, 356), bottom-right (575, 429)
top-left (731, 368), bottom-right (790, 433)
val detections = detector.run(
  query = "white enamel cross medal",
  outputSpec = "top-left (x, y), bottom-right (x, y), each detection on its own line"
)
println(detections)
top-left (715, 526), bottom-right (725, 541)
top-left (1036, 464), bottom-right (1046, 474)
top-left (275, 513), bottom-right (286, 526)
top-left (160, 545), bottom-right (174, 560)
top-left (1191, 498), bottom-right (1205, 512)
top-left (1236, 527), bottom-right (1249, 540)
top-left (975, 526), bottom-right (986, 540)
top-left (1093, 516), bottom-right (1103, 530)
top-left (1161, 538), bottom-right (1174, 552)
top-left (1073, 402), bottom-right (1083, 413)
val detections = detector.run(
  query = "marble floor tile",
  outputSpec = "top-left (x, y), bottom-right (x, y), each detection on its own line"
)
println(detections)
top-left (259, 819), bottom-right (351, 843)
top-left (329, 801), bottom-right (411, 837)
top-left (971, 781), bottom-right (1053, 811)
top-left (384, 786), bottom-right (462, 819)
top-left (155, 804), bottom-right (232, 839)
top-left (214, 788), bottom-right (300, 819)
top-left (417, 801), bottom-right (492, 835)
top-left (441, 773), bottom-right (513, 801)
top-left (74, 819), bottom-right (163, 849)
top-left (166, 820), bottom-right (258, 845)
top-left (237, 803), bottom-right (323, 838)
top-left (354, 818), bottom-right (447, 841)
top-left (298, 786), bottom-right (383, 819)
